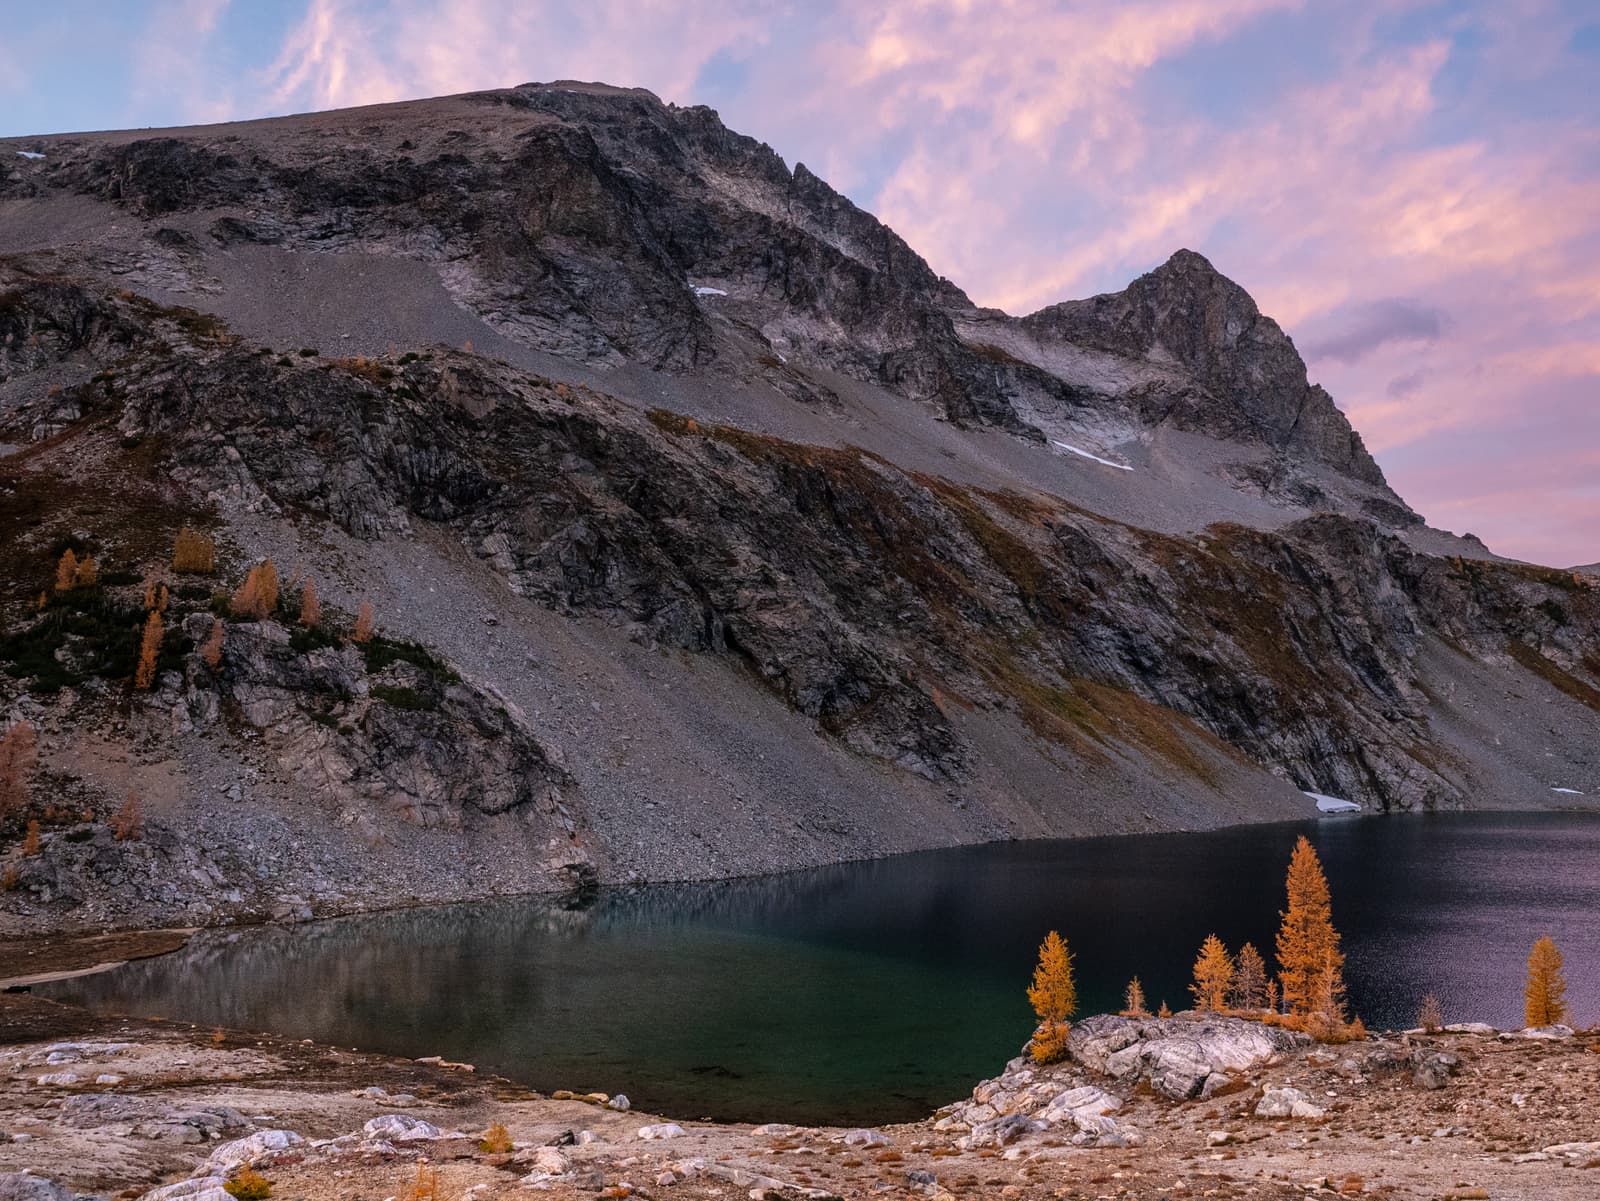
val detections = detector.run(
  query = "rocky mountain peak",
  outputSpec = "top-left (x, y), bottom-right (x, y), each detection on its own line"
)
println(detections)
top-left (1019, 248), bottom-right (1387, 487)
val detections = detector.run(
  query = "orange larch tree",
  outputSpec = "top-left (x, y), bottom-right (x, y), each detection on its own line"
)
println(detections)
top-left (134, 611), bottom-right (164, 690)
top-left (257, 559), bottom-right (279, 614)
top-left (1122, 976), bottom-right (1149, 1018)
top-left (1027, 930), bottom-right (1077, 1063)
top-left (171, 527), bottom-right (216, 574)
top-left (1231, 942), bottom-right (1269, 1011)
top-left (0, 720), bottom-right (38, 819)
top-left (54, 549), bottom-right (78, 592)
top-left (74, 554), bottom-right (97, 587)
top-left (1190, 934), bottom-right (1235, 1012)
top-left (1275, 836), bottom-right (1347, 1023)
top-left (1524, 936), bottom-right (1568, 1028)
top-left (352, 599), bottom-right (375, 643)
top-left (200, 619), bottom-right (225, 670)
top-left (298, 578), bottom-right (320, 627)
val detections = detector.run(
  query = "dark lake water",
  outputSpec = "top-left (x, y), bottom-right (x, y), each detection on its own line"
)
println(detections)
top-left (39, 813), bottom-right (1600, 1125)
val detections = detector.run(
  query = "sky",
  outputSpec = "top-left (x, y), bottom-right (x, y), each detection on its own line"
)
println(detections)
top-left (3, 1), bottom-right (1598, 566)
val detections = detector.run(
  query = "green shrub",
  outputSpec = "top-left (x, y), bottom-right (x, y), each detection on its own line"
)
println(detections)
top-left (370, 684), bottom-right (435, 711)
top-left (360, 635), bottom-right (458, 682)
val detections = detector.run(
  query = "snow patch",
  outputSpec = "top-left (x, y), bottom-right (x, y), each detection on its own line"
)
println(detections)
top-left (15, 151), bottom-right (45, 160)
top-left (692, 286), bottom-right (728, 298)
top-left (1304, 791), bottom-right (1361, 813)
top-left (1551, 787), bottom-right (1585, 795)
top-left (1051, 440), bottom-right (1133, 471)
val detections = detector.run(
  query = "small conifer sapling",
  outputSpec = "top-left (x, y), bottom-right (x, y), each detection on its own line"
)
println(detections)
top-left (135, 612), bottom-right (164, 690)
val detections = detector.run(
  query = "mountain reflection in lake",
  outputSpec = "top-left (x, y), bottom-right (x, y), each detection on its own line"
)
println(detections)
top-left (42, 812), bottom-right (1600, 1125)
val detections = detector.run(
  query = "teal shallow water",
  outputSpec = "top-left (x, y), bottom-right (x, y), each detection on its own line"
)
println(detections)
top-left (41, 812), bottom-right (1600, 1124)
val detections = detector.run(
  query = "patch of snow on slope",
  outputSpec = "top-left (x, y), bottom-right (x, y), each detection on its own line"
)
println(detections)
top-left (1051, 440), bottom-right (1133, 471)
top-left (15, 151), bottom-right (45, 160)
top-left (692, 286), bottom-right (728, 298)
top-left (1551, 787), bottom-right (1585, 795)
top-left (1304, 791), bottom-right (1361, 813)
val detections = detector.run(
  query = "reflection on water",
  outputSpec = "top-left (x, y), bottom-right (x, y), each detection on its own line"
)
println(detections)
top-left (43, 812), bottom-right (1600, 1124)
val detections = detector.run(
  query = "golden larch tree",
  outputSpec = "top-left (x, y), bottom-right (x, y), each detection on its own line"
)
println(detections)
top-left (1275, 836), bottom-right (1346, 1022)
top-left (298, 578), bottom-right (320, 627)
top-left (134, 611), bottom-right (163, 690)
top-left (1266, 978), bottom-right (1280, 1015)
top-left (1027, 930), bottom-right (1077, 1063)
top-left (54, 549), bottom-right (78, 592)
top-left (231, 567), bottom-right (266, 619)
top-left (1231, 942), bottom-right (1268, 1011)
top-left (143, 574), bottom-right (159, 611)
top-left (74, 554), bottom-right (97, 587)
top-left (257, 559), bottom-right (279, 614)
top-left (1122, 976), bottom-right (1149, 1018)
top-left (23, 819), bottom-right (41, 856)
top-left (353, 599), bottom-right (375, 643)
top-left (1191, 934), bottom-right (1235, 1012)
top-left (0, 720), bottom-right (38, 819)
top-left (1524, 936), bottom-right (1568, 1027)
top-left (200, 619), bottom-right (225, 670)
top-left (1156, 999), bottom-right (1172, 1019)
top-left (172, 527), bottom-right (216, 574)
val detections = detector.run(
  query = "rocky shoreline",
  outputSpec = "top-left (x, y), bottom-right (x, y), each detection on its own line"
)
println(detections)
top-left (3, 979), bottom-right (1598, 1200)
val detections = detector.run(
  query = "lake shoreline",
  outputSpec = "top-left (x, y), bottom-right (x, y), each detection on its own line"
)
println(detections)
top-left (9, 797), bottom-right (1595, 945)
top-left (4, 991), bottom-right (1600, 1201)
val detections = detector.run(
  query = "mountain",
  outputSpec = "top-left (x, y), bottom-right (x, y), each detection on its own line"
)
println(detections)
top-left (2, 82), bottom-right (1597, 931)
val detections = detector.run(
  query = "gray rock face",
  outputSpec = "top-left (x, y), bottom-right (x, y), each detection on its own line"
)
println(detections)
top-left (5, 270), bottom-right (1599, 824)
top-left (1024, 250), bottom-right (1390, 489)
top-left (1068, 1014), bottom-right (1310, 1100)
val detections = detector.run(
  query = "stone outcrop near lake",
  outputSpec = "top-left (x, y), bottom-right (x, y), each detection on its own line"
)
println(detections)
top-left (2, 81), bottom-right (1599, 930)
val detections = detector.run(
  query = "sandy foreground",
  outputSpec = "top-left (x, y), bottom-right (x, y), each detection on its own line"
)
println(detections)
top-left (2, 939), bottom-right (1598, 1201)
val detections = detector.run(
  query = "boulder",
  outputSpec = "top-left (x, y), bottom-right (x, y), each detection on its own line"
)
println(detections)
top-left (198, 1129), bottom-right (304, 1175)
top-left (1069, 1014), bottom-right (1309, 1100)
top-left (0, 1174), bottom-right (77, 1201)
top-left (361, 1115), bottom-right (448, 1141)
top-left (1254, 1087), bottom-right (1324, 1119)
top-left (1411, 1051), bottom-right (1461, 1090)
top-left (637, 1123), bottom-right (685, 1140)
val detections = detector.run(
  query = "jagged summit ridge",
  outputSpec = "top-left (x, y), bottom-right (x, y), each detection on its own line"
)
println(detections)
top-left (3, 83), bottom-right (1386, 499)
top-left (1022, 249), bottom-right (1387, 487)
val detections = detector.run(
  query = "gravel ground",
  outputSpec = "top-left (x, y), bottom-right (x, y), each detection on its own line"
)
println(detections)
top-left (2, 992), bottom-right (1597, 1200)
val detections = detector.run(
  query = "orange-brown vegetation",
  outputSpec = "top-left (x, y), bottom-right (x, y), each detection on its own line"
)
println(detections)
top-left (134, 611), bottom-right (163, 690)
top-left (1027, 930), bottom-right (1077, 1064)
top-left (1525, 936), bottom-right (1568, 1027)
top-left (1190, 934), bottom-right (1234, 1012)
top-left (1231, 942), bottom-right (1268, 1011)
top-left (54, 549), bottom-right (78, 593)
top-left (200, 618), bottom-right (225, 670)
top-left (230, 560), bottom-right (279, 620)
top-left (172, 527), bottom-right (216, 574)
top-left (1121, 976), bottom-right (1149, 1018)
top-left (22, 819), bottom-right (41, 856)
top-left (1276, 836), bottom-right (1346, 1023)
top-left (298, 578), bottom-right (321, 627)
top-left (112, 791), bottom-right (142, 842)
top-left (223, 1168), bottom-right (271, 1200)
top-left (353, 599), bottom-right (375, 643)
top-left (74, 554), bottom-right (97, 587)
top-left (0, 720), bottom-right (37, 819)
top-left (478, 1122), bottom-right (513, 1154)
